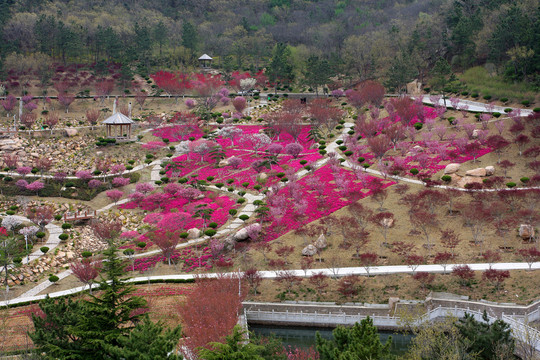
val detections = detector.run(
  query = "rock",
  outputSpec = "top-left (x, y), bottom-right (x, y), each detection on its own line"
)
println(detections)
top-left (234, 228), bottom-right (249, 241)
top-left (406, 80), bottom-right (422, 95)
top-left (456, 176), bottom-right (483, 188)
top-left (302, 244), bottom-right (318, 256)
top-left (472, 129), bottom-right (479, 139)
top-left (218, 158), bottom-right (229, 167)
top-left (66, 251), bottom-right (74, 260)
top-left (519, 224), bottom-right (535, 240)
top-left (465, 168), bottom-right (487, 177)
top-left (223, 236), bottom-right (236, 251)
top-left (65, 128), bottom-right (78, 137)
top-left (444, 163), bottom-right (461, 174)
top-left (187, 228), bottom-right (201, 239)
top-left (258, 173), bottom-right (268, 181)
top-left (485, 166), bottom-right (495, 176)
top-left (381, 218), bottom-right (394, 228)
top-left (314, 233), bottom-right (327, 249)
top-left (57, 251), bottom-right (66, 258)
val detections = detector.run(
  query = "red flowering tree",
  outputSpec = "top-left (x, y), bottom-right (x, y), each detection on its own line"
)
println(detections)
top-left (71, 257), bottom-right (102, 294)
top-left (452, 265), bottom-right (475, 286)
top-left (482, 269), bottom-right (510, 291)
top-left (95, 78), bottom-right (115, 105)
top-left (178, 275), bottom-right (245, 355)
top-left (517, 248), bottom-right (540, 270)
top-left (151, 71), bottom-right (191, 104)
top-left (147, 230), bottom-right (180, 266)
top-left (413, 272), bottom-right (435, 291)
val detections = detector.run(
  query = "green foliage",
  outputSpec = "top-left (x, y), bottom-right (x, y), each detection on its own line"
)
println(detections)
top-left (40, 246), bottom-right (49, 254)
top-left (456, 311), bottom-right (514, 360)
top-left (59, 233), bottom-right (69, 241)
top-left (48, 275), bottom-right (59, 283)
top-left (197, 325), bottom-right (265, 360)
top-left (31, 244), bottom-right (182, 359)
top-left (316, 318), bottom-right (392, 360)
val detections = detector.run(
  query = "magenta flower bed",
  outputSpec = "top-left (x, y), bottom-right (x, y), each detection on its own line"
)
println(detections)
top-left (168, 149), bottom-right (322, 188)
top-left (128, 246), bottom-right (213, 273)
top-left (152, 125), bottom-right (203, 142)
top-left (121, 193), bottom-right (236, 231)
top-left (262, 165), bottom-right (396, 242)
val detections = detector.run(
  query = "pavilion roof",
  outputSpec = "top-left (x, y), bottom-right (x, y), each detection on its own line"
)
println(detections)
top-left (102, 112), bottom-right (134, 125)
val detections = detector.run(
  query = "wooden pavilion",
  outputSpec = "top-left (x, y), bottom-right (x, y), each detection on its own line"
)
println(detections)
top-left (102, 112), bottom-right (134, 140)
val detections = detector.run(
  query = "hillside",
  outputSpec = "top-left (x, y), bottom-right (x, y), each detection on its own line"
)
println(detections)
top-left (0, 0), bottom-right (539, 94)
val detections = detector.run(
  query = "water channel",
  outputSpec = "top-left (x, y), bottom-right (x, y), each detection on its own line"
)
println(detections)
top-left (249, 324), bottom-right (414, 355)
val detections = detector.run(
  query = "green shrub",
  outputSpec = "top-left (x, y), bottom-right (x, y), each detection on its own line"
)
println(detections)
top-left (300, 160), bottom-right (307, 165)
top-left (253, 185), bottom-right (262, 191)
top-left (179, 232), bottom-right (189, 239)
top-left (338, 145), bottom-right (347, 151)
top-left (227, 187), bottom-right (234, 192)
top-left (238, 191), bottom-right (246, 196)
top-left (253, 200), bottom-right (263, 206)
top-left (13, 257), bottom-right (22, 265)
top-left (178, 178), bottom-right (188, 184)
top-left (471, 93), bottom-right (479, 98)
top-left (61, 223), bottom-right (72, 230)
top-left (280, 177), bottom-right (288, 182)
top-left (363, 164), bottom-right (370, 169)
top-left (504, 108), bottom-right (512, 113)
top-left (239, 214), bottom-right (249, 221)
top-left (483, 95), bottom-right (492, 100)
top-left (208, 222), bottom-right (218, 229)
top-left (276, 172), bottom-right (285, 178)
top-left (36, 232), bottom-right (45, 239)
top-left (49, 275), bottom-right (59, 283)
top-left (533, 108), bottom-right (540, 113)
top-left (9, 205), bottom-right (18, 211)
top-left (319, 150), bottom-right (327, 155)
top-left (410, 168), bottom-right (419, 175)
top-left (493, 112), bottom-right (501, 118)
top-left (414, 123), bottom-right (423, 130)
top-left (319, 145), bottom-right (326, 150)
top-left (154, 180), bottom-right (162, 185)
top-left (237, 198), bottom-right (246, 204)
top-left (241, 182), bottom-right (249, 187)
top-left (344, 151), bottom-right (353, 156)
top-left (229, 209), bottom-right (237, 216)
top-left (160, 177), bottom-right (169, 183)
top-left (215, 183), bottom-right (224, 188)
top-left (521, 100), bottom-right (530, 106)
top-left (348, 130), bottom-right (355, 135)
top-left (81, 251), bottom-right (92, 258)
top-left (227, 179), bottom-right (235, 184)
top-left (6, 210), bottom-right (15, 215)
top-left (336, 140), bottom-right (344, 145)
top-left (357, 157), bottom-right (365, 163)
top-left (461, 91), bottom-right (469, 96)
top-left (145, 154), bottom-right (154, 159)
top-left (506, 182), bottom-right (516, 188)
top-left (441, 175), bottom-right (452, 182)
top-left (204, 229), bottom-right (216, 237)
top-left (500, 97), bottom-right (508, 103)
top-left (137, 242), bottom-right (146, 249)
top-left (206, 176), bottom-right (215, 181)
top-left (40, 246), bottom-right (49, 254)
top-left (59, 233), bottom-right (69, 241)
top-left (520, 177), bottom-right (529, 183)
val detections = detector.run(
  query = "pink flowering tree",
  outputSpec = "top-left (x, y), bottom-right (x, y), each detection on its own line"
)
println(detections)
top-left (112, 177), bottom-right (130, 187)
top-left (135, 182), bottom-right (155, 194)
top-left (232, 96), bottom-right (247, 114)
top-left (26, 181), bottom-right (44, 195)
top-left (284, 143), bottom-right (303, 158)
top-left (106, 189), bottom-right (124, 204)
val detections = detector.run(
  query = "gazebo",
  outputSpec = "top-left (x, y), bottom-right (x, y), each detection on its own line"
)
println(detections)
top-left (102, 112), bottom-right (134, 139)
top-left (198, 54), bottom-right (213, 68)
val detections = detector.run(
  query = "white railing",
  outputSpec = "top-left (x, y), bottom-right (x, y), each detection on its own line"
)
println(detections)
top-left (245, 305), bottom-right (540, 350)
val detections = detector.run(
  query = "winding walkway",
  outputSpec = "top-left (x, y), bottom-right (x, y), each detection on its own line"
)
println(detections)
top-left (2, 97), bottom-right (537, 305)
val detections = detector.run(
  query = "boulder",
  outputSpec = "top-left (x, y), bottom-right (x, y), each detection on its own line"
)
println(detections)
top-left (381, 217), bottom-right (394, 228)
top-left (465, 168), bottom-right (487, 177)
top-left (65, 128), bottom-right (78, 137)
top-left (234, 228), bottom-right (249, 241)
top-left (187, 228), bottom-right (201, 239)
top-left (485, 166), bottom-right (495, 176)
top-left (444, 163), bottom-right (461, 174)
top-left (234, 223), bottom-right (261, 241)
top-left (519, 224), bottom-right (535, 240)
top-left (472, 129), bottom-right (479, 139)
top-left (258, 173), bottom-right (268, 181)
top-left (456, 176), bottom-right (483, 188)
top-left (314, 233), bottom-right (327, 249)
top-left (406, 80), bottom-right (422, 95)
top-left (302, 244), bottom-right (318, 256)
top-left (223, 236), bottom-right (236, 251)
